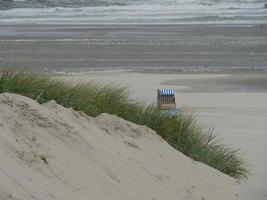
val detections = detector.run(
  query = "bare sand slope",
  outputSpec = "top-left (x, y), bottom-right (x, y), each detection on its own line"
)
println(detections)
top-left (0, 93), bottom-right (239, 200)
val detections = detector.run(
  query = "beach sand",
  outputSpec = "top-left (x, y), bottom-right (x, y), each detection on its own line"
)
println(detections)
top-left (58, 71), bottom-right (267, 200)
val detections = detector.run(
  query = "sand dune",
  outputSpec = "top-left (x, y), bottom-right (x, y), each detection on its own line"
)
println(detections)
top-left (0, 93), bottom-right (239, 200)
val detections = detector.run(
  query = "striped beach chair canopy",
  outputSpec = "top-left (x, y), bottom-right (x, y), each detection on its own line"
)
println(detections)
top-left (158, 89), bottom-right (175, 95)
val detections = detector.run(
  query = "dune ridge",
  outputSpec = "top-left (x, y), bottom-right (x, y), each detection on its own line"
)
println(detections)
top-left (0, 93), bottom-right (239, 200)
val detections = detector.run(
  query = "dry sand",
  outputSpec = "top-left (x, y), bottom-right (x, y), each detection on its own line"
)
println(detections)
top-left (58, 71), bottom-right (267, 200)
top-left (0, 93), bottom-right (239, 200)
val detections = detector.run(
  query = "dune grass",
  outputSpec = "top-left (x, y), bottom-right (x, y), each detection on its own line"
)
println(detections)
top-left (0, 71), bottom-right (248, 179)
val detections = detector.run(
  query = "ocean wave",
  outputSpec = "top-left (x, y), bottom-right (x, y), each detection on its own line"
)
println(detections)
top-left (0, 0), bottom-right (266, 24)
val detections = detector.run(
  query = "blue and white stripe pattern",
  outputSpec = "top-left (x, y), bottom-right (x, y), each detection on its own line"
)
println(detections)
top-left (159, 89), bottom-right (175, 95)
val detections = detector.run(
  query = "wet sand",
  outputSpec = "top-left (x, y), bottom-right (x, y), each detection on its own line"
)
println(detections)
top-left (58, 71), bottom-right (267, 200)
top-left (0, 24), bottom-right (267, 71)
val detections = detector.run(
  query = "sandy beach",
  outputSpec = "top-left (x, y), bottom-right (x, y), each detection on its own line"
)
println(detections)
top-left (58, 71), bottom-right (267, 200)
top-left (1, 0), bottom-right (267, 197)
top-left (0, 22), bottom-right (267, 199)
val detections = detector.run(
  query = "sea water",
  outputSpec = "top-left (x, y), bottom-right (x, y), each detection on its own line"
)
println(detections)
top-left (0, 0), bottom-right (266, 24)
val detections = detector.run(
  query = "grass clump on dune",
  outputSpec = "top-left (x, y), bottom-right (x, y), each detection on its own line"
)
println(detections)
top-left (0, 71), bottom-right (248, 180)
